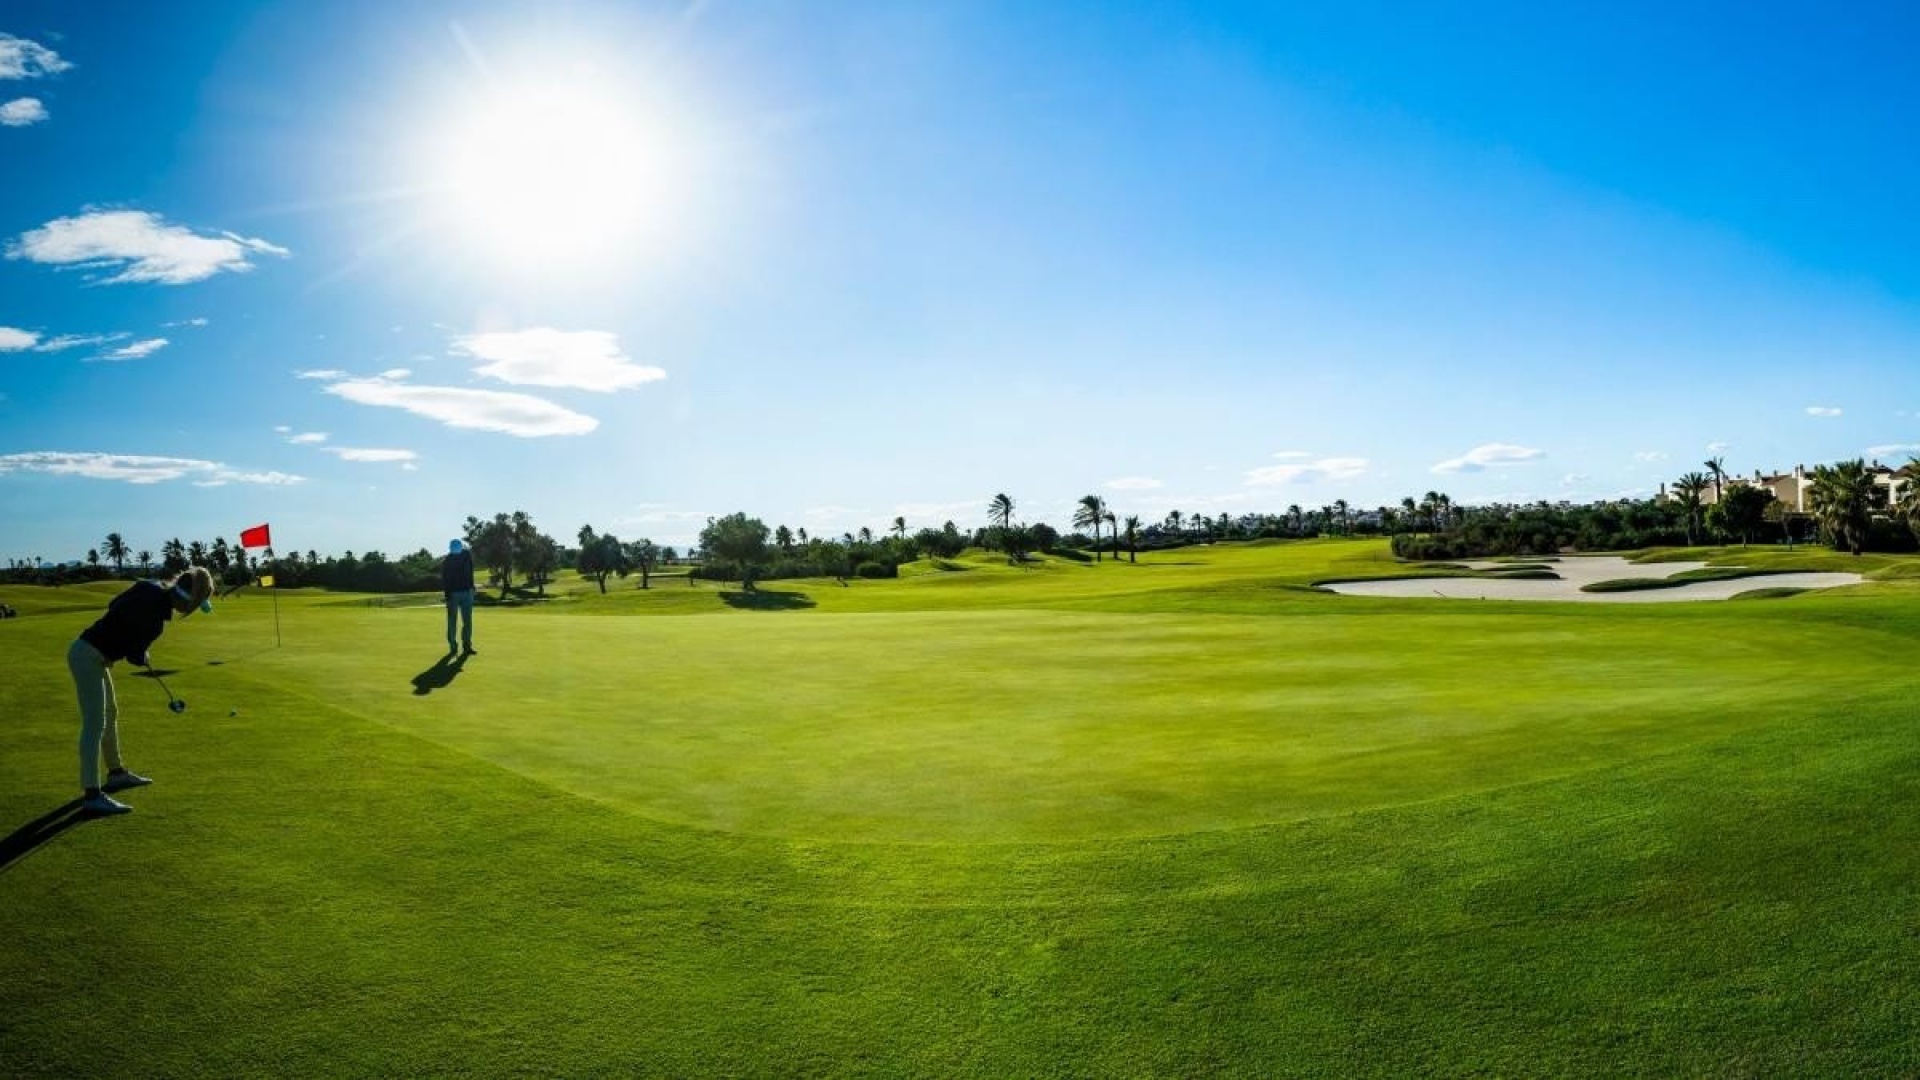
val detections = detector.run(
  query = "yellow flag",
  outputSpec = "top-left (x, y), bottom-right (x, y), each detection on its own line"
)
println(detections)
top-left (259, 575), bottom-right (276, 588)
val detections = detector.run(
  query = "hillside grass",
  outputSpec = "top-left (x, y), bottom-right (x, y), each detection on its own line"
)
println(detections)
top-left (4, 539), bottom-right (1919, 1075)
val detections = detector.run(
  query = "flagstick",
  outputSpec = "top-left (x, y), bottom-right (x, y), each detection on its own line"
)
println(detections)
top-left (271, 585), bottom-right (281, 647)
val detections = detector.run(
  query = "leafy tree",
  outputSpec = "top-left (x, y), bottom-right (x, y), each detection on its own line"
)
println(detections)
top-left (1705, 485), bottom-right (1776, 548)
top-left (627, 539), bottom-right (659, 588)
top-left (576, 525), bottom-right (629, 594)
top-left (465, 513), bottom-right (518, 597)
top-left (1897, 457), bottom-right (1920, 547)
top-left (103, 532), bottom-right (130, 573)
top-left (1809, 458), bottom-right (1878, 556)
top-left (700, 513), bottom-right (771, 589)
top-left (774, 525), bottom-right (794, 553)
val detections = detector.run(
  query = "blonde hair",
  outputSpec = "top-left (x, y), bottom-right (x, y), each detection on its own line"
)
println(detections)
top-left (171, 566), bottom-right (215, 615)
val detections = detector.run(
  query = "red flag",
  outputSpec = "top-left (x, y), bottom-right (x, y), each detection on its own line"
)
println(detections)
top-left (240, 523), bottom-right (272, 549)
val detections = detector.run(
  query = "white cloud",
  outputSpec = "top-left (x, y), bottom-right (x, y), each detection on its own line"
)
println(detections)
top-left (379, 368), bottom-right (411, 379)
top-left (0, 326), bottom-right (37, 351)
top-left (0, 97), bottom-right (46, 126)
top-left (1634, 450), bottom-right (1668, 462)
top-left (1245, 456), bottom-right (1368, 486)
top-left (95, 337), bottom-right (168, 362)
top-left (1706, 442), bottom-right (1730, 452)
top-left (0, 34), bottom-right (70, 79)
top-left (452, 328), bottom-right (665, 392)
top-left (324, 447), bottom-right (418, 463)
top-left (163, 317), bottom-right (209, 328)
top-left (287, 432), bottom-right (328, 445)
top-left (1806, 406), bottom-right (1842, 417)
top-left (321, 375), bottom-right (598, 437)
top-left (34, 331), bottom-right (129, 352)
top-left (296, 369), bottom-right (346, 380)
top-left (1560, 473), bottom-right (1590, 487)
top-left (6, 210), bottom-right (290, 285)
top-left (1432, 443), bottom-right (1545, 474)
top-left (1271, 451), bottom-right (1314, 460)
top-left (804, 505), bottom-right (867, 523)
top-left (0, 451), bottom-right (302, 486)
top-left (1105, 476), bottom-right (1163, 491)
top-left (1866, 444), bottom-right (1920, 459)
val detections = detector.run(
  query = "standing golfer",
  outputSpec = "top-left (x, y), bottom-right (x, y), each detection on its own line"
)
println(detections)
top-left (69, 566), bottom-right (215, 815)
top-left (443, 538), bottom-right (476, 654)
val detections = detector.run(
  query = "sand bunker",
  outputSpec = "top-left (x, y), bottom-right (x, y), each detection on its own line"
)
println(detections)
top-left (1322, 555), bottom-right (1864, 603)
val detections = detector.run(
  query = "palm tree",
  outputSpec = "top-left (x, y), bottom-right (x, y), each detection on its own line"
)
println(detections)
top-left (136, 549), bottom-right (152, 571)
top-left (1286, 505), bottom-right (1304, 536)
top-left (187, 539), bottom-right (208, 566)
top-left (1809, 458), bottom-right (1878, 556)
top-left (1333, 499), bottom-right (1350, 536)
top-left (86, 548), bottom-right (100, 568)
top-left (1705, 456), bottom-right (1728, 504)
top-left (857, 526), bottom-right (873, 545)
top-left (1896, 457), bottom-right (1920, 545)
top-left (1122, 515), bottom-right (1140, 562)
top-left (1672, 472), bottom-right (1710, 546)
top-left (1104, 510), bottom-right (1118, 555)
top-left (1073, 495), bottom-right (1108, 561)
top-left (1166, 510), bottom-right (1183, 536)
top-left (891, 516), bottom-right (907, 541)
top-left (102, 532), bottom-right (130, 574)
top-left (1400, 497), bottom-right (1417, 533)
top-left (987, 494), bottom-right (1016, 547)
top-left (162, 538), bottom-right (187, 573)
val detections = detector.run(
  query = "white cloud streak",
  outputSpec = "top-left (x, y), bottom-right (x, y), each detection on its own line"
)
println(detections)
top-left (1806, 406), bottom-right (1842, 417)
top-left (0, 33), bottom-right (70, 79)
top-left (324, 447), bottom-right (418, 463)
top-left (296, 369), bottom-right (347, 380)
top-left (0, 97), bottom-right (47, 126)
top-left (1866, 444), bottom-right (1920, 459)
top-left (0, 451), bottom-right (302, 486)
top-left (1432, 443), bottom-right (1545, 475)
top-left (1245, 456), bottom-right (1369, 486)
top-left (1105, 476), bottom-right (1163, 491)
top-left (287, 432), bottom-right (328, 445)
top-left (6, 210), bottom-right (290, 284)
top-left (95, 337), bottom-right (168, 361)
top-left (453, 328), bottom-right (666, 392)
top-left (0, 326), bottom-right (36, 351)
top-left (321, 375), bottom-right (598, 437)
top-left (34, 331), bottom-right (129, 352)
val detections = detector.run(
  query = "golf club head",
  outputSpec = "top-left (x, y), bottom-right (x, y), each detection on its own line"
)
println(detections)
top-left (169, 699), bottom-right (188, 714)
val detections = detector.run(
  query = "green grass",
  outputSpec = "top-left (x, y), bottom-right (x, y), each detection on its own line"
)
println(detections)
top-left (5, 539), bottom-right (1920, 1075)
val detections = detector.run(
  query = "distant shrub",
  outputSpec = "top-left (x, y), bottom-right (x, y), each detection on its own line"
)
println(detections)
top-left (854, 561), bottom-right (893, 579)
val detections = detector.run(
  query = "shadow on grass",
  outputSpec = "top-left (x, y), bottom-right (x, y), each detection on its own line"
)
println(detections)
top-left (719, 590), bottom-right (816, 611)
top-left (131, 668), bottom-right (181, 679)
top-left (410, 651), bottom-right (470, 696)
top-left (1, 799), bottom-right (92, 873)
top-left (207, 644), bottom-right (281, 668)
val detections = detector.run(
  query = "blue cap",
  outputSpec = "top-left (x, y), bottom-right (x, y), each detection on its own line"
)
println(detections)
top-left (450, 539), bottom-right (464, 553)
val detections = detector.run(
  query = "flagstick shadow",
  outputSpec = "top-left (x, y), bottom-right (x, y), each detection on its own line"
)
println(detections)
top-left (0, 800), bottom-right (93, 874)
top-left (410, 651), bottom-right (469, 696)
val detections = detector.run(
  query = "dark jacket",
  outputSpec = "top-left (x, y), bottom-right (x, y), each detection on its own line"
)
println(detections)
top-left (442, 550), bottom-right (476, 595)
top-left (78, 580), bottom-right (174, 666)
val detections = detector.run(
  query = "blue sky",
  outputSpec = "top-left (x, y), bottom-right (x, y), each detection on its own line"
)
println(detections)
top-left (4, 1), bottom-right (1920, 561)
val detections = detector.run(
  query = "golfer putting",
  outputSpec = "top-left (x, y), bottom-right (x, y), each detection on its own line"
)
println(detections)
top-left (67, 567), bottom-right (215, 815)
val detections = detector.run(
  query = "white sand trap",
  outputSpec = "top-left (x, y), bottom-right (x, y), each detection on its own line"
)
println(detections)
top-left (1322, 555), bottom-right (1864, 603)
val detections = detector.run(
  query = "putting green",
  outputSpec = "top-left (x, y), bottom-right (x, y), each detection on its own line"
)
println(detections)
top-left (61, 584), bottom-right (1913, 845)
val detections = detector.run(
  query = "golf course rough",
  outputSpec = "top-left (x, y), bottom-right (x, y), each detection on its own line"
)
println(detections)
top-left (4, 539), bottom-right (1919, 1076)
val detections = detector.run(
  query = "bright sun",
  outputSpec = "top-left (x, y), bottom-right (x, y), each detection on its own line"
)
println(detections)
top-left (435, 83), bottom-right (666, 266)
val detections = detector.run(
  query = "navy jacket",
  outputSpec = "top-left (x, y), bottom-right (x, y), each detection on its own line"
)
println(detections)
top-left (78, 580), bottom-right (174, 666)
top-left (442, 549), bottom-right (476, 595)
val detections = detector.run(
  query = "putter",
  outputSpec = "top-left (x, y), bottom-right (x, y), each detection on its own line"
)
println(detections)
top-left (145, 665), bottom-right (187, 713)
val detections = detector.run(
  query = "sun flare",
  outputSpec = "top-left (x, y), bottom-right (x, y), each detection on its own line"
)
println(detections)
top-left (435, 83), bottom-right (667, 266)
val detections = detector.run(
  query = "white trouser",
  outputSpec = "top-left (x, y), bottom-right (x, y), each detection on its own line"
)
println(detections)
top-left (68, 638), bottom-right (124, 790)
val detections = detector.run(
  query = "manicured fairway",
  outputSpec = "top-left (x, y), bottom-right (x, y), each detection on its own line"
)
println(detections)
top-left (4, 541), bottom-right (1919, 1075)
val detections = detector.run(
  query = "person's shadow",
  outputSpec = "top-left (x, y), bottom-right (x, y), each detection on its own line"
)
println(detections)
top-left (410, 651), bottom-right (470, 696)
top-left (1, 799), bottom-right (93, 873)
